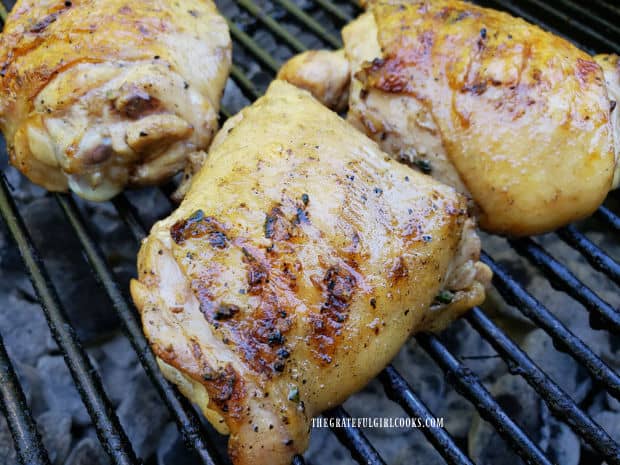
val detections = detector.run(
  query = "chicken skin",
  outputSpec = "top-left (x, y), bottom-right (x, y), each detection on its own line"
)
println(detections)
top-left (278, 0), bottom-right (619, 236)
top-left (130, 81), bottom-right (490, 465)
top-left (0, 0), bottom-right (231, 201)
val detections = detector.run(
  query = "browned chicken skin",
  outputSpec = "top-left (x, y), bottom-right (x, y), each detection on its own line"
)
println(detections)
top-left (278, 0), bottom-right (619, 236)
top-left (0, 0), bottom-right (231, 200)
top-left (131, 81), bottom-right (491, 465)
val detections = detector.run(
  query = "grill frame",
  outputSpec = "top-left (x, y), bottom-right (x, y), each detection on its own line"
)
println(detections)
top-left (0, 1), bottom-right (619, 465)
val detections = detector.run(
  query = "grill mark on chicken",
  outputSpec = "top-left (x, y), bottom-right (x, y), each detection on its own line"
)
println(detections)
top-left (242, 247), bottom-right (270, 295)
top-left (170, 210), bottom-right (229, 247)
top-left (436, 6), bottom-right (479, 23)
top-left (207, 364), bottom-right (244, 414)
top-left (171, 200), bottom-right (317, 377)
top-left (29, 4), bottom-right (71, 34)
top-left (264, 206), bottom-right (293, 241)
top-left (576, 58), bottom-right (603, 87)
top-left (206, 286), bottom-right (294, 376)
top-left (155, 340), bottom-right (245, 418)
top-left (181, 238), bottom-right (299, 376)
top-left (388, 256), bottom-right (409, 282)
top-left (309, 265), bottom-right (357, 365)
top-left (264, 199), bottom-right (311, 242)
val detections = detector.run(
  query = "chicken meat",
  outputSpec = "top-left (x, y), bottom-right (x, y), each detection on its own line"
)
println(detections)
top-left (131, 80), bottom-right (491, 465)
top-left (278, 0), bottom-right (619, 236)
top-left (0, 0), bottom-right (231, 201)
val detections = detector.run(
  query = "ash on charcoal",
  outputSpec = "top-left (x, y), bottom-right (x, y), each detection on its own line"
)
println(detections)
top-left (307, 425), bottom-right (356, 465)
top-left (441, 392), bottom-right (475, 440)
top-left (392, 340), bottom-right (447, 413)
top-left (0, 416), bottom-right (17, 465)
top-left (442, 319), bottom-right (503, 381)
top-left (605, 392), bottom-right (620, 412)
top-left (0, 292), bottom-right (55, 366)
top-left (542, 416), bottom-right (580, 465)
top-left (1, 163), bottom-right (47, 203)
top-left (343, 353), bottom-right (447, 464)
top-left (0, 218), bottom-right (56, 366)
top-left (36, 355), bottom-right (91, 427)
top-left (469, 374), bottom-right (581, 465)
top-left (98, 335), bottom-right (137, 369)
top-left (117, 367), bottom-right (170, 460)
top-left (469, 374), bottom-right (538, 465)
top-left (157, 422), bottom-right (201, 465)
top-left (222, 80), bottom-right (251, 114)
top-left (395, 339), bottom-right (474, 439)
top-left (92, 336), bottom-right (140, 406)
top-left (523, 329), bottom-right (591, 403)
top-left (65, 436), bottom-right (110, 465)
top-left (344, 378), bottom-right (409, 438)
top-left (20, 198), bottom-right (120, 343)
top-left (36, 410), bottom-right (72, 465)
top-left (592, 411), bottom-right (620, 448)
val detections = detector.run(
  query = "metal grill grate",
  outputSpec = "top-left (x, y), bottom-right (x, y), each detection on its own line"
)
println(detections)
top-left (0, 1), bottom-right (619, 465)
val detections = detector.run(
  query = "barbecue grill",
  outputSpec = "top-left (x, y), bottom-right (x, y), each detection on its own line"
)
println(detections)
top-left (0, 0), bottom-right (619, 464)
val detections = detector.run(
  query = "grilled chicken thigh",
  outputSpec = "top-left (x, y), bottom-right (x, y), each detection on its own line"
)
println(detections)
top-left (131, 81), bottom-right (490, 465)
top-left (278, 0), bottom-right (619, 236)
top-left (0, 0), bottom-right (231, 201)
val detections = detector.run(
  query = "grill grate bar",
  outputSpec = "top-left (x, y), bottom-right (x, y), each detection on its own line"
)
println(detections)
top-left (111, 196), bottom-right (150, 245)
top-left (597, 206), bottom-right (620, 233)
top-left (236, 0), bottom-right (307, 53)
top-left (476, 0), bottom-right (595, 54)
top-left (509, 238), bottom-right (620, 333)
top-left (112, 196), bottom-right (149, 242)
top-left (588, 0), bottom-right (620, 20)
top-left (230, 64), bottom-right (262, 100)
top-left (55, 193), bottom-right (221, 465)
top-left (557, 225), bottom-right (620, 286)
top-left (228, 19), bottom-right (283, 72)
top-left (310, 0), bottom-right (352, 23)
top-left (0, 176), bottom-right (139, 465)
top-left (271, 0), bottom-right (342, 48)
top-left (0, 335), bottom-right (51, 465)
top-left (466, 307), bottom-right (620, 464)
top-left (379, 366), bottom-right (474, 465)
top-left (416, 333), bottom-right (554, 465)
top-left (482, 252), bottom-right (620, 401)
top-left (556, 0), bottom-right (620, 38)
top-left (323, 407), bottom-right (387, 465)
top-left (496, 0), bottom-right (619, 51)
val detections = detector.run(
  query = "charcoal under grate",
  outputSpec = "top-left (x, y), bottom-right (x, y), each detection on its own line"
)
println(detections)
top-left (0, 1), bottom-right (619, 465)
